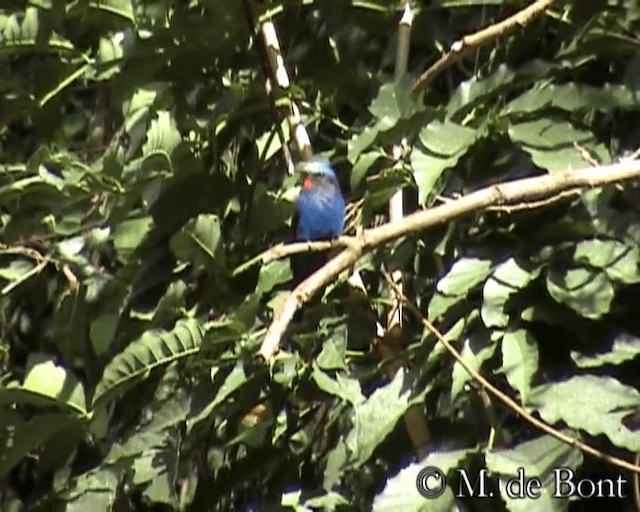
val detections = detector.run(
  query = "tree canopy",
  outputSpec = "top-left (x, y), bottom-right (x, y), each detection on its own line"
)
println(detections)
top-left (2, 1), bottom-right (640, 511)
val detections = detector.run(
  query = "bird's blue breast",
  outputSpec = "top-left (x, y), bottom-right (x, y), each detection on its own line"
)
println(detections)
top-left (296, 186), bottom-right (345, 241)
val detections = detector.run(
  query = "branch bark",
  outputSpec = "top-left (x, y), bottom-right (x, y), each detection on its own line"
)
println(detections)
top-left (410, 0), bottom-right (565, 97)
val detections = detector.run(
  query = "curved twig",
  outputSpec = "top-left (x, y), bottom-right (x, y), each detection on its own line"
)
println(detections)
top-left (410, 0), bottom-right (565, 97)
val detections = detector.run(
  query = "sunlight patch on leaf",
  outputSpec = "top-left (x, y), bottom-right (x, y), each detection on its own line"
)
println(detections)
top-left (411, 120), bottom-right (480, 204)
top-left (508, 118), bottom-right (611, 171)
top-left (528, 376), bottom-right (640, 451)
top-left (429, 258), bottom-right (493, 320)
top-left (571, 332), bottom-right (640, 368)
top-left (546, 267), bottom-right (614, 319)
top-left (373, 450), bottom-right (469, 512)
top-left (500, 329), bottom-right (539, 402)
top-left (574, 239), bottom-right (640, 284)
top-left (482, 258), bottom-right (540, 328)
top-left (487, 433), bottom-right (582, 512)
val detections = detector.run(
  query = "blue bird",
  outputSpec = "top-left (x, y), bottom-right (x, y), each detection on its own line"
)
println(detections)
top-left (291, 158), bottom-right (346, 287)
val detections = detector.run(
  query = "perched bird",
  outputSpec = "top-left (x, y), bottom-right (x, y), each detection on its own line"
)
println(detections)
top-left (291, 158), bottom-right (346, 287)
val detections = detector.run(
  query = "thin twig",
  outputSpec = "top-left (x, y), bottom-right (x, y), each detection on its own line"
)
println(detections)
top-left (381, 268), bottom-right (640, 477)
top-left (1, 258), bottom-right (50, 295)
top-left (486, 188), bottom-right (582, 213)
top-left (411, 0), bottom-right (565, 96)
top-left (573, 142), bottom-right (600, 167)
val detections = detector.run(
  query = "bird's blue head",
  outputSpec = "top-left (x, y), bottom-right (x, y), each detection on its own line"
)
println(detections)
top-left (295, 158), bottom-right (340, 192)
top-left (294, 157), bottom-right (345, 241)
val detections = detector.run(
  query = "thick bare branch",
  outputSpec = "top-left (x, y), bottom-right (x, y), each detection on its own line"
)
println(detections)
top-left (259, 159), bottom-right (640, 360)
top-left (260, 21), bottom-right (312, 163)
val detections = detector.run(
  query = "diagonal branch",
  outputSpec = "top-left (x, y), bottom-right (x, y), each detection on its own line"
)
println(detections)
top-left (259, 17), bottom-right (312, 164)
top-left (258, 158), bottom-right (640, 361)
top-left (410, 0), bottom-right (565, 97)
top-left (380, 268), bottom-right (640, 477)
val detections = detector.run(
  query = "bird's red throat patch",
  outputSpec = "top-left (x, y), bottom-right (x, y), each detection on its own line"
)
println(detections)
top-left (302, 177), bottom-right (314, 190)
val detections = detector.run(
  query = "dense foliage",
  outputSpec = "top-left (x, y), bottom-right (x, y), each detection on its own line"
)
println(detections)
top-left (2, 0), bottom-right (640, 510)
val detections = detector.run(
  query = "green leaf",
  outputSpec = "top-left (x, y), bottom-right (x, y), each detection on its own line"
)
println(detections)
top-left (437, 258), bottom-right (493, 295)
top-left (151, 280), bottom-right (188, 326)
top-left (429, 258), bottom-right (493, 320)
top-left (350, 151), bottom-right (382, 190)
top-left (187, 363), bottom-right (249, 432)
top-left (292, 491), bottom-right (349, 510)
top-left (451, 335), bottom-right (497, 400)
top-left (92, 319), bottom-right (204, 407)
top-left (348, 125), bottom-right (382, 163)
top-left (316, 323), bottom-right (348, 370)
top-left (90, 313), bottom-right (119, 356)
top-left (312, 365), bottom-right (364, 406)
top-left (528, 376), bottom-right (640, 451)
top-left (0, 413), bottom-right (77, 480)
top-left (508, 118), bottom-right (611, 171)
top-left (500, 329), bottom-right (539, 402)
top-left (10, 353), bottom-right (88, 416)
top-left (504, 83), bottom-right (639, 115)
top-left (89, 0), bottom-right (135, 22)
top-left (509, 119), bottom-right (592, 148)
top-left (61, 466), bottom-right (122, 510)
top-left (486, 432), bottom-right (582, 477)
top-left (0, 7), bottom-right (76, 53)
top-left (113, 216), bottom-right (154, 258)
top-left (411, 120), bottom-right (480, 204)
top-left (373, 450), bottom-right (470, 512)
top-left (97, 35), bottom-right (123, 81)
top-left (255, 121), bottom-right (287, 162)
top-left (571, 332), bottom-right (640, 368)
top-left (546, 267), bottom-right (614, 319)
top-left (324, 369), bottom-right (413, 488)
top-left (256, 259), bottom-right (291, 294)
top-left (170, 214), bottom-right (222, 269)
top-left (0, 258), bottom-right (35, 284)
top-left (123, 88), bottom-right (158, 133)
top-left (482, 258), bottom-right (540, 328)
top-left (142, 111), bottom-right (182, 157)
top-left (369, 83), bottom-right (402, 126)
top-left (573, 239), bottom-right (640, 284)
top-left (419, 120), bottom-right (478, 156)
top-left (486, 433), bottom-right (583, 512)
top-left (446, 64), bottom-right (517, 118)
top-left (348, 79), bottom-right (422, 162)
